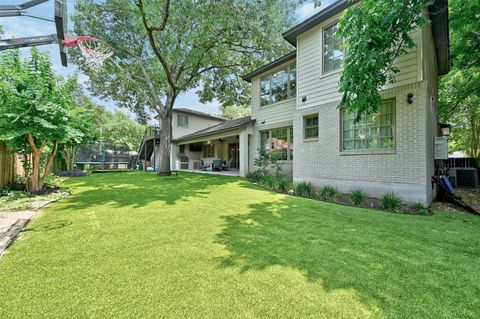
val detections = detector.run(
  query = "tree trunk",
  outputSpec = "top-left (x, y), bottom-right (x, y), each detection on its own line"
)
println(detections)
top-left (157, 94), bottom-right (176, 176)
top-left (157, 112), bottom-right (172, 176)
top-left (63, 145), bottom-right (76, 173)
top-left (27, 150), bottom-right (42, 193)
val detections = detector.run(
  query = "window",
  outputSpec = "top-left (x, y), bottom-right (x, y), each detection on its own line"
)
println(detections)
top-left (177, 114), bottom-right (188, 127)
top-left (179, 145), bottom-right (185, 154)
top-left (342, 100), bottom-right (395, 151)
top-left (304, 115), bottom-right (319, 139)
top-left (202, 144), bottom-right (215, 157)
top-left (323, 22), bottom-right (344, 74)
top-left (260, 64), bottom-right (296, 106)
top-left (260, 127), bottom-right (294, 160)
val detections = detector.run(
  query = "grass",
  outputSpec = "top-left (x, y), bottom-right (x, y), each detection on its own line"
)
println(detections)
top-left (0, 172), bottom-right (479, 318)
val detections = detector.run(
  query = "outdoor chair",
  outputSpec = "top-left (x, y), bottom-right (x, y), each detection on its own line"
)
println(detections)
top-left (199, 160), bottom-right (210, 171)
top-left (224, 158), bottom-right (234, 171)
top-left (212, 159), bottom-right (222, 171)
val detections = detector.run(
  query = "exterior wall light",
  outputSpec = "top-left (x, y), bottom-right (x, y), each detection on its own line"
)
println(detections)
top-left (407, 93), bottom-right (414, 104)
top-left (440, 123), bottom-right (451, 137)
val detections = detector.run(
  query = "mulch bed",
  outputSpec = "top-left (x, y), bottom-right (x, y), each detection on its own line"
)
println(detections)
top-left (431, 188), bottom-right (480, 214)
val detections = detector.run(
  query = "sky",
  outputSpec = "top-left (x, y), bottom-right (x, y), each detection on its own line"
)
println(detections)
top-left (0, 0), bottom-right (335, 120)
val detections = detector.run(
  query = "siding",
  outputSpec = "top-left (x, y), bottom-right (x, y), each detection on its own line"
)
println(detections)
top-left (296, 13), bottom-right (420, 110)
top-left (172, 112), bottom-right (224, 140)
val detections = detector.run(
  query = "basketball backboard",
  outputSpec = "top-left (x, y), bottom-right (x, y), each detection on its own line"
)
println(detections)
top-left (0, 0), bottom-right (69, 66)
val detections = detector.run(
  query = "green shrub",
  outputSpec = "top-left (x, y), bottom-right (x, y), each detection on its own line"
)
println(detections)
top-left (295, 181), bottom-right (315, 198)
top-left (246, 170), bottom-right (263, 183)
top-left (319, 185), bottom-right (339, 201)
top-left (413, 202), bottom-right (430, 215)
top-left (261, 175), bottom-right (276, 190)
top-left (274, 178), bottom-right (289, 193)
top-left (381, 192), bottom-right (402, 211)
top-left (350, 189), bottom-right (367, 206)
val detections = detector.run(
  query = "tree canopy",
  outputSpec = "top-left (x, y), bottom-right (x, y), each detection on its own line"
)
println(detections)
top-left (0, 49), bottom-right (86, 192)
top-left (439, 0), bottom-right (480, 157)
top-left (338, 0), bottom-right (430, 121)
top-left (72, 0), bottom-right (298, 175)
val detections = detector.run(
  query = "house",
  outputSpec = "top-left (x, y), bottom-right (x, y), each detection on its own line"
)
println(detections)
top-left (157, 0), bottom-right (449, 205)
top-left (138, 108), bottom-right (225, 169)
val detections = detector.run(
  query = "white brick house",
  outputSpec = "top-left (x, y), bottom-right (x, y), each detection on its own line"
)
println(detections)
top-left (162, 0), bottom-right (449, 205)
top-left (241, 0), bottom-right (450, 204)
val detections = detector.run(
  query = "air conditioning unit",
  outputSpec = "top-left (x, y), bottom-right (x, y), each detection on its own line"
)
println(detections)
top-left (448, 167), bottom-right (479, 188)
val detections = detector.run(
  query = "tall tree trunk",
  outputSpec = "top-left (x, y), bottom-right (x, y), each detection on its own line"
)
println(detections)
top-left (27, 150), bottom-right (42, 193)
top-left (157, 94), bottom-right (175, 176)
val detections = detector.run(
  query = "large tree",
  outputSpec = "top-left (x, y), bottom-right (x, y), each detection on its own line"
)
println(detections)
top-left (0, 49), bottom-right (79, 193)
top-left (72, 0), bottom-right (297, 175)
top-left (439, 0), bottom-right (480, 157)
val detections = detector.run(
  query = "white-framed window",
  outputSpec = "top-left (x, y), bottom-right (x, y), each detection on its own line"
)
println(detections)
top-left (202, 144), bottom-right (214, 157)
top-left (179, 144), bottom-right (186, 154)
top-left (323, 21), bottom-right (344, 74)
top-left (260, 127), bottom-right (294, 160)
top-left (260, 64), bottom-right (296, 106)
top-left (304, 115), bottom-right (319, 139)
top-left (177, 114), bottom-right (189, 127)
top-left (342, 100), bottom-right (395, 151)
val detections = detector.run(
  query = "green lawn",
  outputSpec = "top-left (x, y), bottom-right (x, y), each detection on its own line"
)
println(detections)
top-left (0, 172), bottom-right (479, 318)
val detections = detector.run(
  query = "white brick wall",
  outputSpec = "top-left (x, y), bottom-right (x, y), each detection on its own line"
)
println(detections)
top-left (292, 82), bottom-right (433, 204)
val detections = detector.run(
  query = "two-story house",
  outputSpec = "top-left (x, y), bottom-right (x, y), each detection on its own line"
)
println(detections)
top-left (170, 0), bottom-right (449, 205)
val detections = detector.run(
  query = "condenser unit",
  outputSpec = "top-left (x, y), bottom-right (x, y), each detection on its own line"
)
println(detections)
top-left (448, 167), bottom-right (479, 188)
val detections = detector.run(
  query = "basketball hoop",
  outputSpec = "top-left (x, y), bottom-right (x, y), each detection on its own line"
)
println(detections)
top-left (64, 35), bottom-right (114, 71)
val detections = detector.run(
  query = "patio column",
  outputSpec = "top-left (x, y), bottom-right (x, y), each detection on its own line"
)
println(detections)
top-left (239, 131), bottom-right (249, 177)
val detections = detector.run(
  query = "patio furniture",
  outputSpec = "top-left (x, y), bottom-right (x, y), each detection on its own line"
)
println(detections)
top-left (212, 159), bottom-right (222, 171)
top-left (223, 158), bottom-right (234, 171)
top-left (198, 160), bottom-right (210, 171)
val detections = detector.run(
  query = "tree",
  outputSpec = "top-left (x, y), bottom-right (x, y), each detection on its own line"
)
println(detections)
top-left (439, 0), bottom-right (480, 157)
top-left (337, 0), bottom-right (431, 121)
top-left (0, 49), bottom-right (78, 193)
top-left (98, 109), bottom-right (146, 151)
top-left (220, 104), bottom-right (251, 120)
top-left (61, 97), bottom-right (99, 172)
top-left (72, 0), bottom-right (297, 175)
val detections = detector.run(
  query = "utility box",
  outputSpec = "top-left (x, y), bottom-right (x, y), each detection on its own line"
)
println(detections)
top-left (434, 137), bottom-right (448, 160)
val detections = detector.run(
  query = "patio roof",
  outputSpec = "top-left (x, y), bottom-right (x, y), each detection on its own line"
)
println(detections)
top-left (174, 116), bottom-right (254, 143)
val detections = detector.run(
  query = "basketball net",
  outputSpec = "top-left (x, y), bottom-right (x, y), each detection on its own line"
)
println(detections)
top-left (64, 35), bottom-right (114, 71)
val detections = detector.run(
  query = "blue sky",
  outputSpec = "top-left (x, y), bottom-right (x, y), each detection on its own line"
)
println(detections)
top-left (1, 0), bottom-right (335, 120)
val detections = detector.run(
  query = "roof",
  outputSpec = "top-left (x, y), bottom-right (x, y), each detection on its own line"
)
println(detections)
top-left (242, 51), bottom-right (296, 82)
top-left (282, 0), bottom-right (356, 45)
top-left (155, 108), bottom-right (226, 122)
top-left (174, 116), bottom-right (254, 142)
top-left (244, 0), bottom-right (450, 81)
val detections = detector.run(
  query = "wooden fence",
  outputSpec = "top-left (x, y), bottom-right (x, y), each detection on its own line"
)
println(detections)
top-left (0, 141), bottom-right (16, 188)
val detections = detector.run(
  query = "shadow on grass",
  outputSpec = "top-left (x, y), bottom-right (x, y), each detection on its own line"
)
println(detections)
top-left (58, 171), bottom-right (240, 210)
top-left (23, 220), bottom-right (73, 232)
top-left (216, 195), bottom-right (480, 317)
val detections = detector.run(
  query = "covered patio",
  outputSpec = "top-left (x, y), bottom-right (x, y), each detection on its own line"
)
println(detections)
top-left (172, 117), bottom-right (254, 177)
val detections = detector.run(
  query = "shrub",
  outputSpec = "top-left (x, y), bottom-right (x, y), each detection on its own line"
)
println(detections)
top-left (413, 202), bottom-right (430, 215)
top-left (55, 169), bottom-right (87, 177)
top-left (350, 189), bottom-right (367, 206)
top-left (274, 178), bottom-right (289, 193)
top-left (246, 170), bottom-right (263, 183)
top-left (319, 185), bottom-right (340, 201)
top-left (260, 175), bottom-right (277, 190)
top-left (295, 181), bottom-right (315, 198)
top-left (381, 192), bottom-right (402, 211)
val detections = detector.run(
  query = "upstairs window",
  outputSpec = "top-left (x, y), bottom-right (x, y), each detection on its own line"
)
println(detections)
top-left (323, 22), bottom-right (344, 74)
top-left (342, 100), bottom-right (395, 151)
top-left (177, 114), bottom-right (189, 127)
top-left (260, 64), bottom-right (296, 106)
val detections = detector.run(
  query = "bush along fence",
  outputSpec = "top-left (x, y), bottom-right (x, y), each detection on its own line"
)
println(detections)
top-left (0, 141), bottom-right (15, 188)
top-left (247, 149), bottom-right (430, 215)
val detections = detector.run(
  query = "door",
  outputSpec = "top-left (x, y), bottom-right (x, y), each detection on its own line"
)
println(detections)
top-left (228, 143), bottom-right (240, 169)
